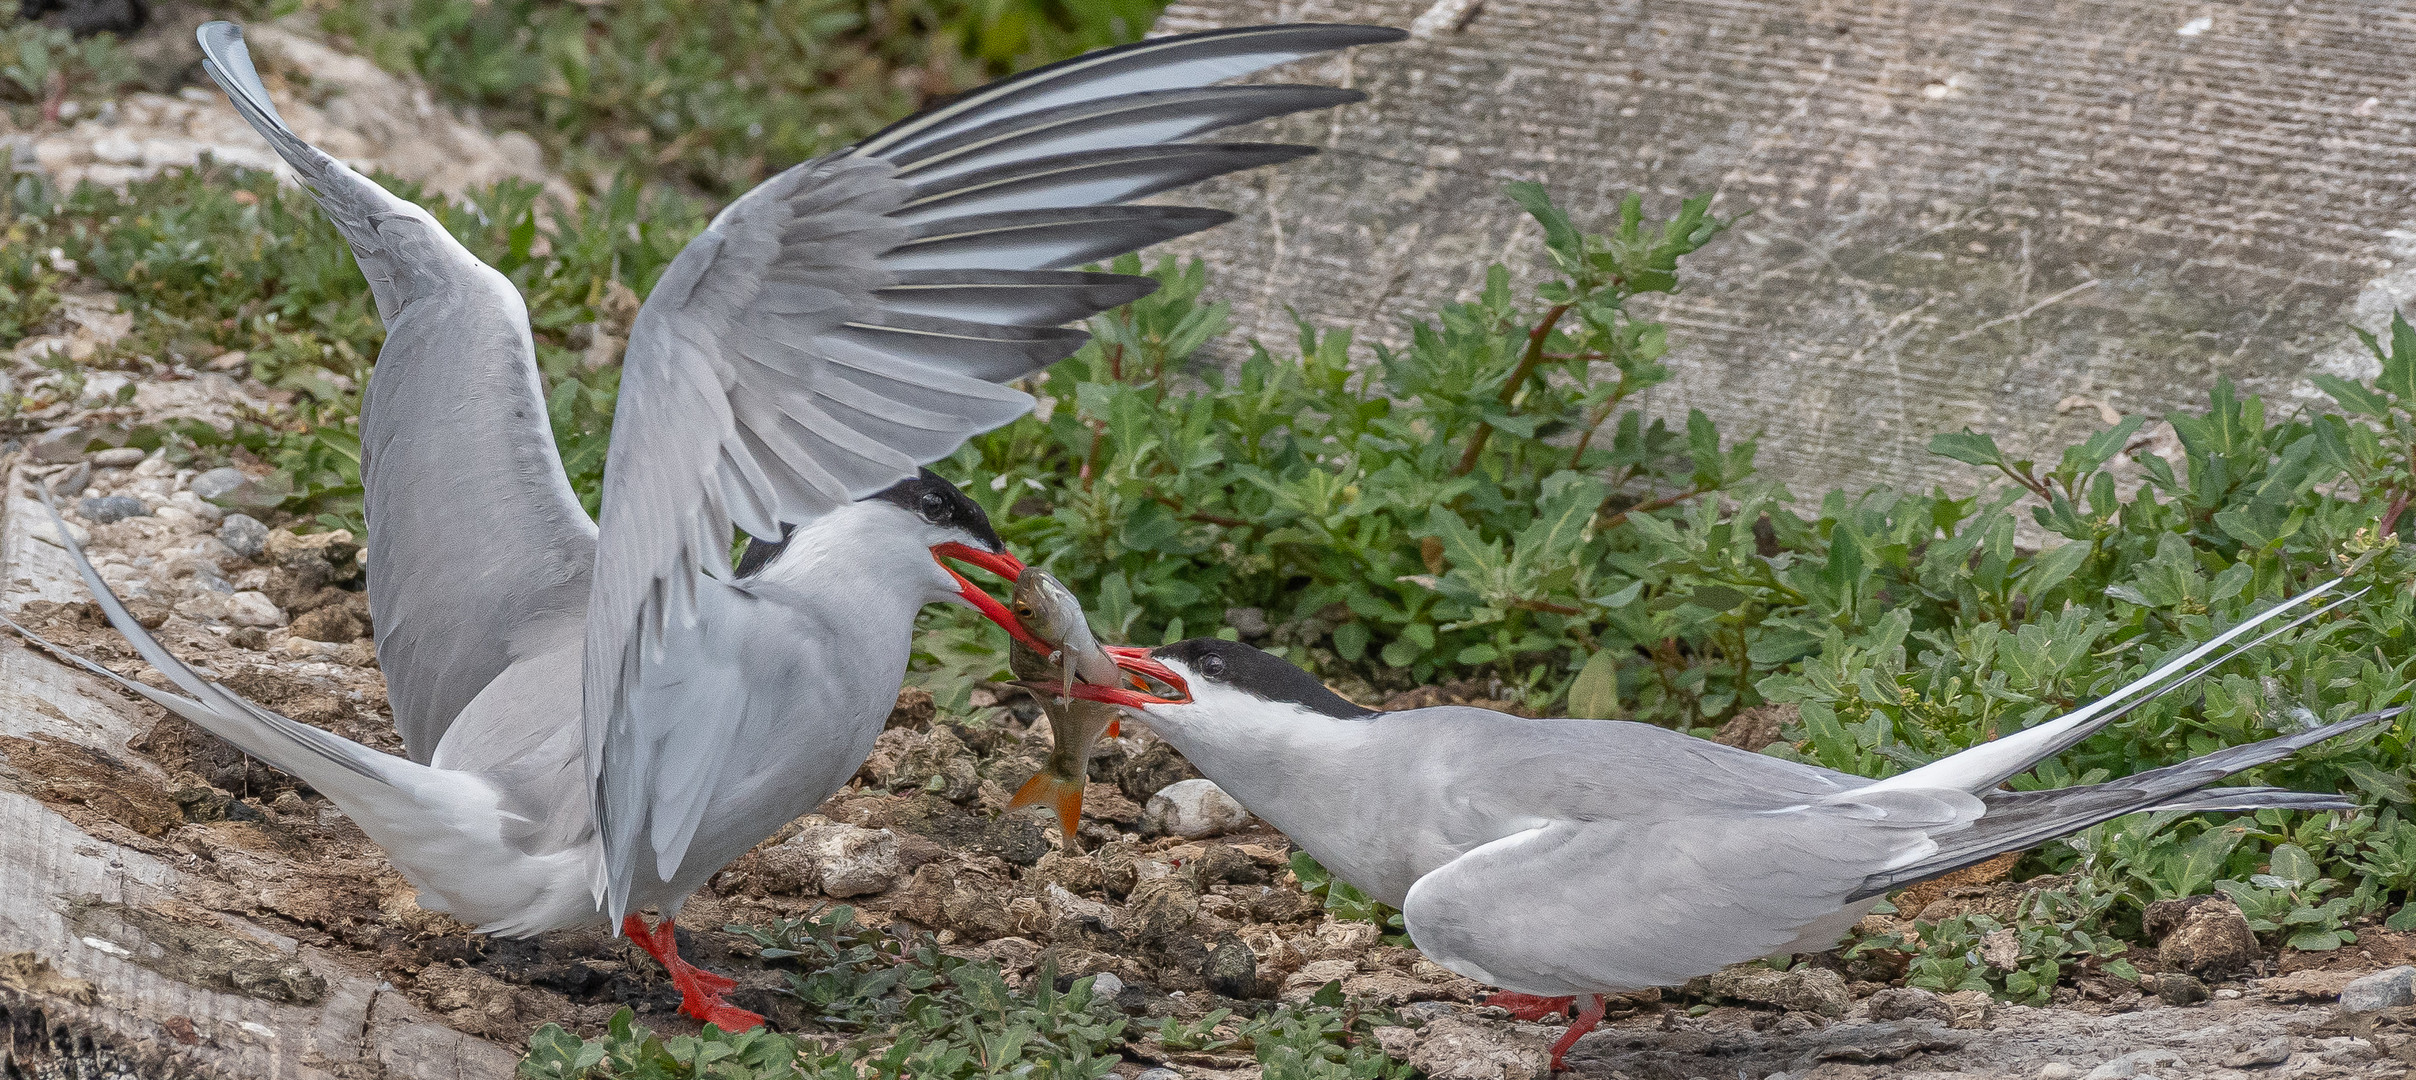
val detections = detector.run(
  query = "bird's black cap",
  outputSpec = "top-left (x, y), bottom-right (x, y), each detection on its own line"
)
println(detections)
top-left (1156, 638), bottom-right (1376, 720)
top-left (738, 468), bottom-right (1003, 576)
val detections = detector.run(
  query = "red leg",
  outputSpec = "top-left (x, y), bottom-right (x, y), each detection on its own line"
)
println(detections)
top-left (622, 914), bottom-right (764, 1032)
top-left (1544, 994), bottom-right (1607, 1073)
top-left (1485, 991), bottom-right (1575, 1021)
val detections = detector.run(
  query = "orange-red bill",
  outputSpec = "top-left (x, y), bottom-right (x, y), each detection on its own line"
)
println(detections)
top-left (1009, 770), bottom-right (1084, 837)
top-left (932, 544), bottom-right (1053, 651)
top-left (1106, 644), bottom-right (1190, 703)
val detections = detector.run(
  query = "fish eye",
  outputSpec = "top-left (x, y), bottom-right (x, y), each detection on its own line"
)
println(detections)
top-left (917, 489), bottom-right (950, 523)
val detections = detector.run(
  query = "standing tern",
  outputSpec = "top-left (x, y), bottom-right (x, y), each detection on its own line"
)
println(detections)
top-left (1059, 580), bottom-right (2397, 1068)
top-left (0, 19), bottom-right (1404, 1030)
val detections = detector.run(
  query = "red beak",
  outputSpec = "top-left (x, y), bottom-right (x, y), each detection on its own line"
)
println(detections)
top-left (931, 543), bottom-right (1051, 651)
top-left (1030, 644), bottom-right (1191, 706)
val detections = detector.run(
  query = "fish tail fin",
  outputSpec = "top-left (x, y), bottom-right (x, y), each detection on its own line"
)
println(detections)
top-left (1011, 771), bottom-right (1086, 837)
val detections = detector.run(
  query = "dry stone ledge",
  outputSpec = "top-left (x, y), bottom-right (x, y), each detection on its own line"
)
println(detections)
top-left (1158, 0), bottom-right (2416, 499)
top-left (0, 469), bottom-right (517, 1079)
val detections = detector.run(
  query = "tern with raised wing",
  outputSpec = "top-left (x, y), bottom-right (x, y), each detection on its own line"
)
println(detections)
top-left (0, 19), bottom-right (1403, 1031)
top-left (1062, 580), bottom-right (2397, 1069)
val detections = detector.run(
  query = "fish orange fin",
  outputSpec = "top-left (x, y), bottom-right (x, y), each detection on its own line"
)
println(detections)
top-left (1106, 718), bottom-right (1121, 738)
top-left (1010, 772), bottom-right (1085, 837)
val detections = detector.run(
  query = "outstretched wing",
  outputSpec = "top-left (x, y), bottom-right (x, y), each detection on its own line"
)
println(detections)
top-left (198, 23), bottom-right (598, 764)
top-left (585, 24), bottom-right (1406, 918)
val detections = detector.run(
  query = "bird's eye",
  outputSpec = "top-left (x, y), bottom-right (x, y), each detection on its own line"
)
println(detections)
top-left (917, 490), bottom-right (950, 523)
top-left (1200, 654), bottom-right (1227, 678)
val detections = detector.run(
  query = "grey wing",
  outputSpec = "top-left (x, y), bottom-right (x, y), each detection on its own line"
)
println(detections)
top-left (1401, 792), bottom-right (1977, 995)
top-left (199, 22), bottom-right (597, 763)
top-left (584, 23), bottom-right (1404, 920)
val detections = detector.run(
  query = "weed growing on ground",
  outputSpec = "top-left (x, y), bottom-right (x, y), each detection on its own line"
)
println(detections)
top-left (519, 906), bottom-right (1402, 1079)
top-left (298, 0), bottom-right (1164, 198)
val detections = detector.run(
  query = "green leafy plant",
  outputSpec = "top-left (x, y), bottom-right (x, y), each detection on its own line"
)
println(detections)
top-left (520, 1008), bottom-right (805, 1080)
top-left (1151, 981), bottom-right (1415, 1080)
top-left (306, 0), bottom-right (1165, 198)
top-left (2215, 842), bottom-right (2359, 952)
top-left (1289, 852), bottom-right (1408, 941)
top-left (725, 905), bottom-right (939, 1028)
top-left (0, 21), bottom-right (136, 113)
top-left (938, 185), bottom-right (1756, 727)
top-left (1852, 883), bottom-right (2136, 1005)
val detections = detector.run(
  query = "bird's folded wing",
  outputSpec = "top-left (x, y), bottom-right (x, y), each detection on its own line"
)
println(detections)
top-left (1401, 792), bottom-right (1975, 994)
top-left (583, 23), bottom-right (1405, 919)
top-left (198, 22), bottom-right (598, 763)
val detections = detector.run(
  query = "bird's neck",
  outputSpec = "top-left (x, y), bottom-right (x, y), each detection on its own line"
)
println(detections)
top-left (752, 506), bottom-right (944, 601)
top-left (1142, 692), bottom-right (1376, 836)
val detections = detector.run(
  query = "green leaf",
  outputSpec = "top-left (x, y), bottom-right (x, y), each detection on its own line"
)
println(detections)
top-left (2387, 904), bottom-right (2416, 932)
top-left (1928, 429), bottom-right (2006, 468)
top-left (2019, 540), bottom-right (2093, 602)
top-left (1331, 620), bottom-right (1371, 662)
top-left (2312, 373), bottom-right (2392, 418)
top-left (1504, 181), bottom-right (1583, 273)
top-left (2387, 311), bottom-right (2416, 404)
top-left (2269, 843), bottom-right (2319, 887)
top-left (2287, 928), bottom-right (2347, 952)
top-left (1567, 649), bottom-right (1621, 719)
top-left (2342, 760), bottom-right (2415, 804)
top-left (1688, 584), bottom-right (1747, 612)
top-left (1309, 980), bottom-right (1346, 1009)
top-left (1515, 476), bottom-right (1608, 565)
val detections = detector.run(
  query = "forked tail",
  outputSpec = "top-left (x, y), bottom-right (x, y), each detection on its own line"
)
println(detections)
top-left (1010, 770), bottom-right (1085, 838)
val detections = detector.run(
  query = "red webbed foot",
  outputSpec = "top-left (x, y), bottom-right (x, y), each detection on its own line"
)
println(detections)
top-left (622, 914), bottom-right (765, 1032)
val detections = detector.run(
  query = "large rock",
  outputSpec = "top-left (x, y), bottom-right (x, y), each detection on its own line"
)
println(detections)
top-left (2144, 895), bottom-right (2258, 978)
top-left (1691, 964), bottom-right (1851, 1017)
top-left (1407, 1015), bottom-right (1551, 1080)
top-left (1159, 0), bottom-right (2416, 499)
top-left (1143, 778), bottom-right (1254, 839)
top-left (2339, 966), bottom-right (2416, 1013)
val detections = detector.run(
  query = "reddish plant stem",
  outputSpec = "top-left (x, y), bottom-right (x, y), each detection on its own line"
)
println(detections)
top-left (1453, 302), bottom-right (1573, 476)
top-left (1566, 386), bottom-right (1632, 470)
top-left (1079, 419), bottom-right (1106, 489)
top-left (1596, 486), bottom-right (1710, 532)
top-left (1148, 491), bottom-right (1248, 529)
top-left (1511, 598), bottom-right (1587, 616)
top-left (2383, 488), bottom-right (2411, 538)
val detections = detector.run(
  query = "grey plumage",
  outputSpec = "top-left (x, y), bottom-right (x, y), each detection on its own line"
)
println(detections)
top-left (579, 20), bottom-right (1403, 921)
top-left (1112, 584), bottom-right (2393, 1000)
top-left (0, 19), bottom-right (1404, 944)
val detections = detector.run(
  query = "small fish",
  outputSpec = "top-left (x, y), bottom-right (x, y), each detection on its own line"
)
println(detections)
top-left (1007, 567), bottom-right (1123, 692)
top-left (1007, 640), bottom-right (1121, 839)
top-left (1004, 568), bottom-right (1123, 839)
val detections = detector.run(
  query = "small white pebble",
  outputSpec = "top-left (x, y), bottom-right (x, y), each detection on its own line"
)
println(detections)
top-left (226, 590), bottom-right (285, 627)
top-left (79, 936), bottom-right (130, 957)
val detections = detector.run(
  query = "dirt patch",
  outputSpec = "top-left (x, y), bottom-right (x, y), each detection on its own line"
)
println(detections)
top-left (59, 896), bottom-right (325, 1004)
top-left (0, 732), bottom-right (182, 835)
top-left (0, 951), bottom-right (95, 1004)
